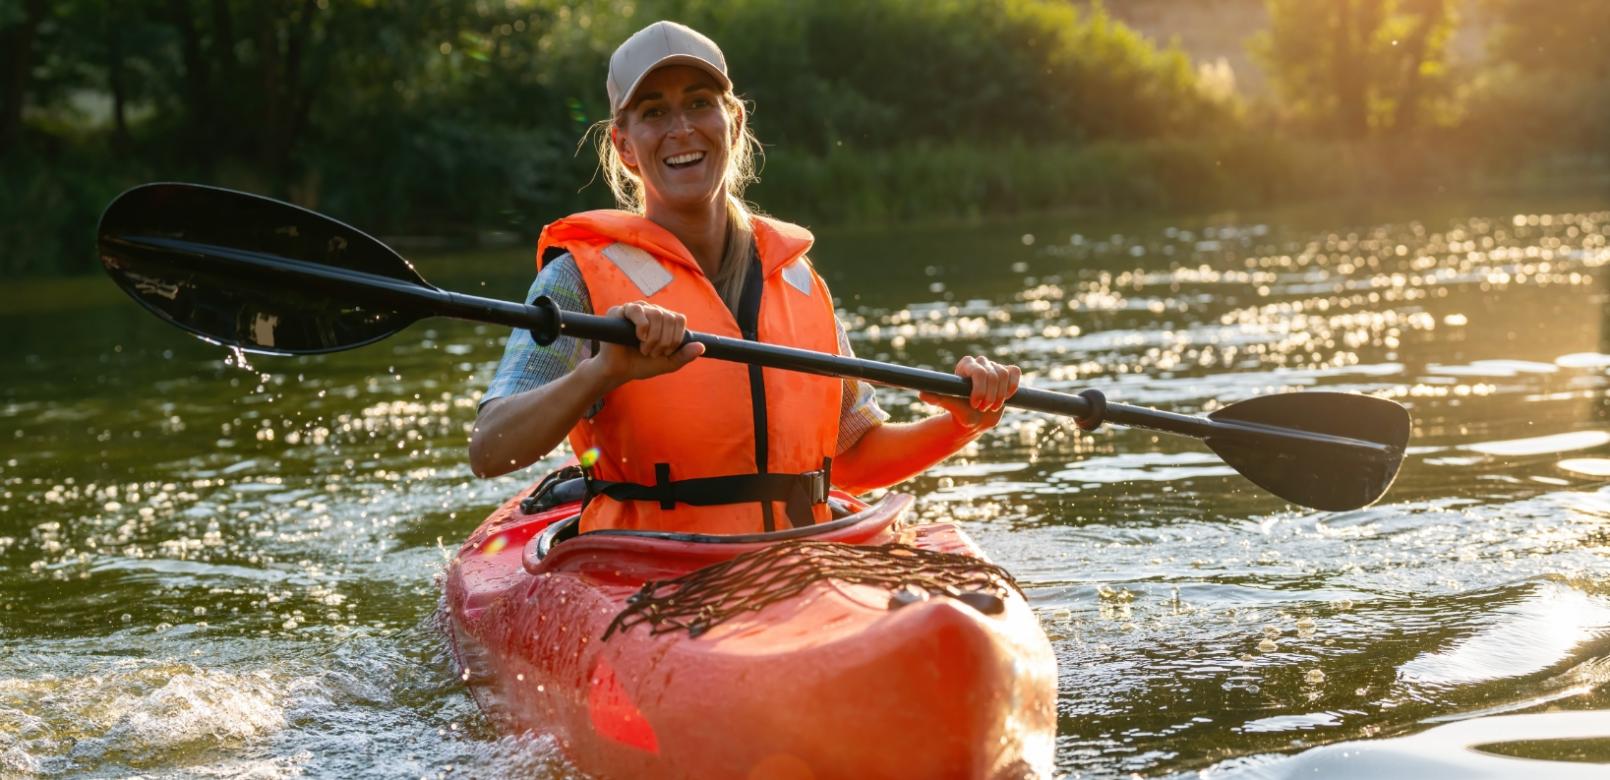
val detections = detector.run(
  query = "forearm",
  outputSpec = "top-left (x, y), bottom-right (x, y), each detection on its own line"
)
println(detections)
top-left (831, 413), bottom-right (982, 494)
top-left (469, 358), bottom-right (614, 478)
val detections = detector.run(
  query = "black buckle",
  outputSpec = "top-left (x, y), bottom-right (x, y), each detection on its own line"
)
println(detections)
top-left (804, 469), bottom-right (828, 503)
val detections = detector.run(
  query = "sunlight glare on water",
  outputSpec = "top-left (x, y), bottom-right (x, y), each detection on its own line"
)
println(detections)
top-left (1465, 431), bottom-right (1610, 457)
top-left (4, 197), bottom-right (1610, 777)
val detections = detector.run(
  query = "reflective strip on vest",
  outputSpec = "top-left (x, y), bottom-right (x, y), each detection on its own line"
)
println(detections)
top-left (781, 258), bottom-right (814, 296)
top-left (601, 242), bottom-right (673, 297)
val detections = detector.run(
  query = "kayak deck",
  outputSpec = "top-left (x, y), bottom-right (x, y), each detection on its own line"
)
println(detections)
top-left (445, 482), bottom-right (1057, 779)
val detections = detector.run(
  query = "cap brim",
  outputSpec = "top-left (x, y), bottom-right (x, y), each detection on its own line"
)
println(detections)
top-left (614, 54), bottom-right (733, 114)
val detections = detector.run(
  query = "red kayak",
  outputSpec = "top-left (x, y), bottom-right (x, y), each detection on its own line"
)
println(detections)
top-left (444, 470), bottom-right (1058, 779)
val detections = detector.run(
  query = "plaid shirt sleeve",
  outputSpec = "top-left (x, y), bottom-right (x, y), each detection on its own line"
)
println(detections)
top-left (480, 254), bottom-right (600, 415)
top-left (835, 317), bottom-right (889, 454)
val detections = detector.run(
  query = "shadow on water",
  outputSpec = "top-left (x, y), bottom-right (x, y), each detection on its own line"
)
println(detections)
top-left (4, 192), bottom-right (1610, 777)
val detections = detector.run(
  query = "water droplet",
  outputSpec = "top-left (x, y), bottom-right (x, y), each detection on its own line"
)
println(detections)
top-left (223, 346), bottom-right (254, 372)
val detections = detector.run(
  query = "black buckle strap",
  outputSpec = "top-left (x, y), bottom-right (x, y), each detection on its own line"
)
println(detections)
top-left (587, 458), bottom-right (832, 528)
top-left (785, 457), bottom-right (832, 529)
top-left (655, 463), bottom-right (674, 510)
top-left (588, 470), bottom-right (831, 506)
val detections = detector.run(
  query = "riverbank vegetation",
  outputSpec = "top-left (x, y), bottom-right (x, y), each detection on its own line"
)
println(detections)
top-left (1, 0), bottom-right (1604, 277)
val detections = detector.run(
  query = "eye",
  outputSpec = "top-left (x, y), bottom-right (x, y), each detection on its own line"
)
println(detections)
top-left (689, 97), bottom-right (713, 109)
top-left (641, 105), bottom-right (665, 119)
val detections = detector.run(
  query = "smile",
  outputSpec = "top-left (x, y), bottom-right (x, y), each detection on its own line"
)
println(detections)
top-left (664, 151), bottom-right (706, 168)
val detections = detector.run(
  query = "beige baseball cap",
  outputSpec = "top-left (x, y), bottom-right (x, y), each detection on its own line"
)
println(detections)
top-left (607, 21), bottom-right (731, 115)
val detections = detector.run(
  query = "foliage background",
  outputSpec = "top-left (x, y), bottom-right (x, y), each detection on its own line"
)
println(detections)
top-left (1, 0), bottom-right (1604, 277)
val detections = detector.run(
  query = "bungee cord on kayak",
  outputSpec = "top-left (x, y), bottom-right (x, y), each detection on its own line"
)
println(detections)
top-left (602, 539), bottom-right (1024, 640)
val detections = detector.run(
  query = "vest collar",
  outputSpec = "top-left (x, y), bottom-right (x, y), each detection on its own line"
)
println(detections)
top-left (541, 210), bottom-right (814, 277)
top-left (541, 210), bottom-right (700, 274)
top-left (750, 215), bottom-right (814, 275)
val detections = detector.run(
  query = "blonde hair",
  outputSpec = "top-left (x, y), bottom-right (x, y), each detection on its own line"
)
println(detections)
top-left (591, 92), bottom-right (763, 312)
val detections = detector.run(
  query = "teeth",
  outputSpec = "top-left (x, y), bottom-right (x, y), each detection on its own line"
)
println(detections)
top-left (666, 152), bottom-right (704, 166)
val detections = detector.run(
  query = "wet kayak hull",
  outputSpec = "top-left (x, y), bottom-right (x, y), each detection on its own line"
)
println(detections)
top-left (444, 484), bottom-right (1057, 779)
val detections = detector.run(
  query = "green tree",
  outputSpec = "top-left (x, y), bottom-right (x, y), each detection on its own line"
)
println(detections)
top-left (1253, 0), bottom-right (1456, 137)
top-left (0, 0), bottom-right (47, 154)
top-left (2, 0), bottom-right (1234, 276)
top-left (1470, 0), bottom-right (1610, 155)
top-left (1484, 0), bottom-right (1610, 75)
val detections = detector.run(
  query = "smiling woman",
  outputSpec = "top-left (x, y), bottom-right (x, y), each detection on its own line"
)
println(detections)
top-left (467, 20), bottom-right (1024, 535)
top-left (600, 64), bottom-right (757, 311)
top-left (595, 40), bottom-right (759, 308)
top-left (451, 25), bottom-right (1050, 774)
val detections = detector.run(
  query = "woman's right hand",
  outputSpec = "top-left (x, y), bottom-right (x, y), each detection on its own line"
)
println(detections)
top-left (589, 301), bottom-right (704, 388)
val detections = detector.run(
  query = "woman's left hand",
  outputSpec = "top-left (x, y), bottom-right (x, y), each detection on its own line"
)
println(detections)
top-left (919, 355), bottom-right (1022, 435)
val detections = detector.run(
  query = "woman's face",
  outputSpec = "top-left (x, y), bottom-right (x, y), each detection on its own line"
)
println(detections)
top-left (613, 65), bottom-right (737, 215)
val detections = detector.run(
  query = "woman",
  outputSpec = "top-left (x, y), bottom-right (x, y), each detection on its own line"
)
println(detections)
top-left (469, 21), bottom-right (1020, 534)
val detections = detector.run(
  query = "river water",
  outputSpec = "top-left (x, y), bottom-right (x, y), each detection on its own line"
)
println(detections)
top-left (3, 196), bottom-right (1609, 777)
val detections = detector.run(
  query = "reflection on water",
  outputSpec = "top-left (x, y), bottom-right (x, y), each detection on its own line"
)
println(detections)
top-left (4, 196), bottom-right (1610, 777)
top-left (1465, 430), bottom-right (1610, 457)
top-left (1222, 711), bottom-right (1610, 779)
top-left (1395, 583), bottom-right (1610, 690)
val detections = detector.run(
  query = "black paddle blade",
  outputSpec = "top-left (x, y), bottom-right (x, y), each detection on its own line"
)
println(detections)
top-left (97, 182), bottom-right (427, 355)
top-left (1206, 392), bottom-right (1411, 511)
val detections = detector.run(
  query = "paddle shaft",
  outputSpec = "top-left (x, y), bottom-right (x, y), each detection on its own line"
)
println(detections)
top-left (562, 312), bottom-right (1386, 456)
top-left (124, 233), bottom-right (1393, 459)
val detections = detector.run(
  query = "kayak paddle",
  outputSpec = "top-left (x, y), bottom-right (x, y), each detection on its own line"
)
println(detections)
top-left (96, 182), bottom-right (1411, 511)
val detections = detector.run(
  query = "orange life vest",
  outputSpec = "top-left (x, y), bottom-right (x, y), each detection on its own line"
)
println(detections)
top-left (535, 210), bottom-right (843, 535)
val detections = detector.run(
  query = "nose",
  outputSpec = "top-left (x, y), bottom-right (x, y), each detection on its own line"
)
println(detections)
top-left (667, 109), bottom-right (694, 137)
